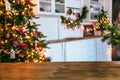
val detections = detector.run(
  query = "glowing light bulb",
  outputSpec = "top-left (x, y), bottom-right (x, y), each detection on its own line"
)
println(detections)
top-left (31, 33), bottom-right (33, 36)
top-left (26, 36), bottom-right (30, 39)
top-left (12, 26), bottom-right (16, 30)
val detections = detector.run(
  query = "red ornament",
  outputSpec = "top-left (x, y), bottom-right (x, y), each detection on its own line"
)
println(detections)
top-left (18, 43), bottom-right (28, 50)
top-left (33, 31), bottom-right (42, 37)
top-left (16, 28), bottom-right (25, 35)
top-left (37, 31), bottom-right (41, 35)
top-left (33, 33), bottom-right (37, 37)
top-left (10, 38), bottom-right (14, 42)
top-left (28, 8), bottom-right (34, 14)
top-left (13, 41), bottom-right (18, 47)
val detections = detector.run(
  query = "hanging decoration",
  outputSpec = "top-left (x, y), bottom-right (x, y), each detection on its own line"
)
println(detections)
top-left (60, 6), bottom-right (88, 30)
top-left (5, 0), bottom-right (11, 10)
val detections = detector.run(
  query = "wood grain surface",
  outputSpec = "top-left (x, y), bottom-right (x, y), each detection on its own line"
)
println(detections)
top-left (0, 62), bottom-right (120, 80)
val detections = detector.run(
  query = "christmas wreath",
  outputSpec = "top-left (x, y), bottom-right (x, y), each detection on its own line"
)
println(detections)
top-left (60, 6), bottom-right (88, 30)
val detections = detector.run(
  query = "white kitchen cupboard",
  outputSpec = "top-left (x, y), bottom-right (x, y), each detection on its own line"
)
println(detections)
top-left (95, 38), bottom-right (112, 61)
top-left (45, 43), bottom-right (64, 62)
top-left (33, 16), bottom-right (59, 40)
top-left (33, 0), bottom-right (66, 15)
top-left (59, 23), bottom-right (84, 39)
top-left (65, 39), bottom-right (96, 61)
top-left (83, 0), bottom-right (104, 21)
top-left (58, 0), bottom-right (84, 39)
top-left (45, 37), bottom-right (112, 62)
top-left (31, 0), bottom-right (112, 62)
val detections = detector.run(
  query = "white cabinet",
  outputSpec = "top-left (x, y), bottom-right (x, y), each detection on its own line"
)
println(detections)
top-left (59, 23), bottom-right (83, 39)
top-left (39, 0), bottom-right (53, 14)
top-left (83, 0), bottom-right (104, 21)
top-left (65, 39), bottom-right (96, 61)
top-left (32, 0), bottom-right (112, 62)
top-left (33, 0), bottom-right (66, 15)
top-left (37, 16), bottom-right (59, 40)
top-left (55, 0), bottom-right (66, 15)
top-left (95, 38), bottom-right (112, 61)
top-left (45, 38), bottom-right (112, 62)
top-left (89, 0), bottom-right (104, 21)
top-left (45, 43), bottom-right (64, 62)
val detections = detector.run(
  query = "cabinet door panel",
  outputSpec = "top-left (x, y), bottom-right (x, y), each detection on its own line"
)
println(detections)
top-left (34, 16), bottom-right (58, 40)
top-left (95, 38), bottom-right (112, 61)
top-left (59, 24), bottom-right (83, 39)
top-left (65, 39), bottom-right (96, 61)
top-left (45, 43), bottom-right (64, 62)
top-left (66, 0), bottom-right (83, 8)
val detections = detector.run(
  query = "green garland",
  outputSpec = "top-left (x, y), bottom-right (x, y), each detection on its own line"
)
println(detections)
top-left (60, 6), bottom-right (88, 29)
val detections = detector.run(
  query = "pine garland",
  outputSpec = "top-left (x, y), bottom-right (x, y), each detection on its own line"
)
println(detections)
top-left (60, 6), bottom-right (88, 30)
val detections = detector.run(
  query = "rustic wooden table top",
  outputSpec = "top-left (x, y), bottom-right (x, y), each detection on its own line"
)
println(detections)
top-left (0, 62), bottom-right (120, 80)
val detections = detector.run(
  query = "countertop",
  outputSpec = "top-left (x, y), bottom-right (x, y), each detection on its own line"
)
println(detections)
top-left (46, 36), bottom-right (102, 44)
top-left (0, 62), bottom-right (120, 80)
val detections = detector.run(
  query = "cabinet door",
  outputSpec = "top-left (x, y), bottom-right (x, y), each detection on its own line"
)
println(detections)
top-left (65, 39), bottom-right (96, 61)
top-left (66, 0), bottom-right (83, 8)
top-left (32, 0), bottom-right (53, 15)
top-left (45, 43), bottom-right (64, 62)
top-left (39, 0), bottom-right (53, 14)
top-left (33, 0), bottom-right (66, 15)
top-left (89, 0), bottom-right (104, 21)
top-left (59, 24), bottom-right (83, 39)
top-left (95, 38), bottom-right (112, 61)
top-left (34, 16), bottom-right (59, 40)
top-left (54, 0), bottom-right (66, 15)
top-left (83, 0), bottom-right (104, 21)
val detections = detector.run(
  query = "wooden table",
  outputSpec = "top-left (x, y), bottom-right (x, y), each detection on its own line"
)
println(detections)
top-left (0, 62), bottom-right (120, 80)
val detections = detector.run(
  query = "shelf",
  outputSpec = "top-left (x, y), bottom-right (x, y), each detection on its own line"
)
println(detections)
top-left (90, 0), bottom-right (104, 4)
top-left (55, 1), bottom-right (65, 15)
top-left (90, 11), bottom-right (100, 14)
top-left (55, 2), bottom-right (65, 6)
top-left (55, 13), bottom-right (65, 15)
top-left (34, 0), bottom-right (65, 15)
top-left (38, 12), bottom-right (53, 15)
top-left (40, 0), bottom-right (51, 4)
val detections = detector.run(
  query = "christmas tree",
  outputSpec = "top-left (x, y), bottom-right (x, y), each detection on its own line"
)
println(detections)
top-left (0, 0), bottom-right (49, 62)
top-left (96, 7), bottom-right (110, 31)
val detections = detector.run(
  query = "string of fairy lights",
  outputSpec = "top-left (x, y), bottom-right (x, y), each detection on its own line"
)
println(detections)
top-left (60, 6), bottom-right (88, 30)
